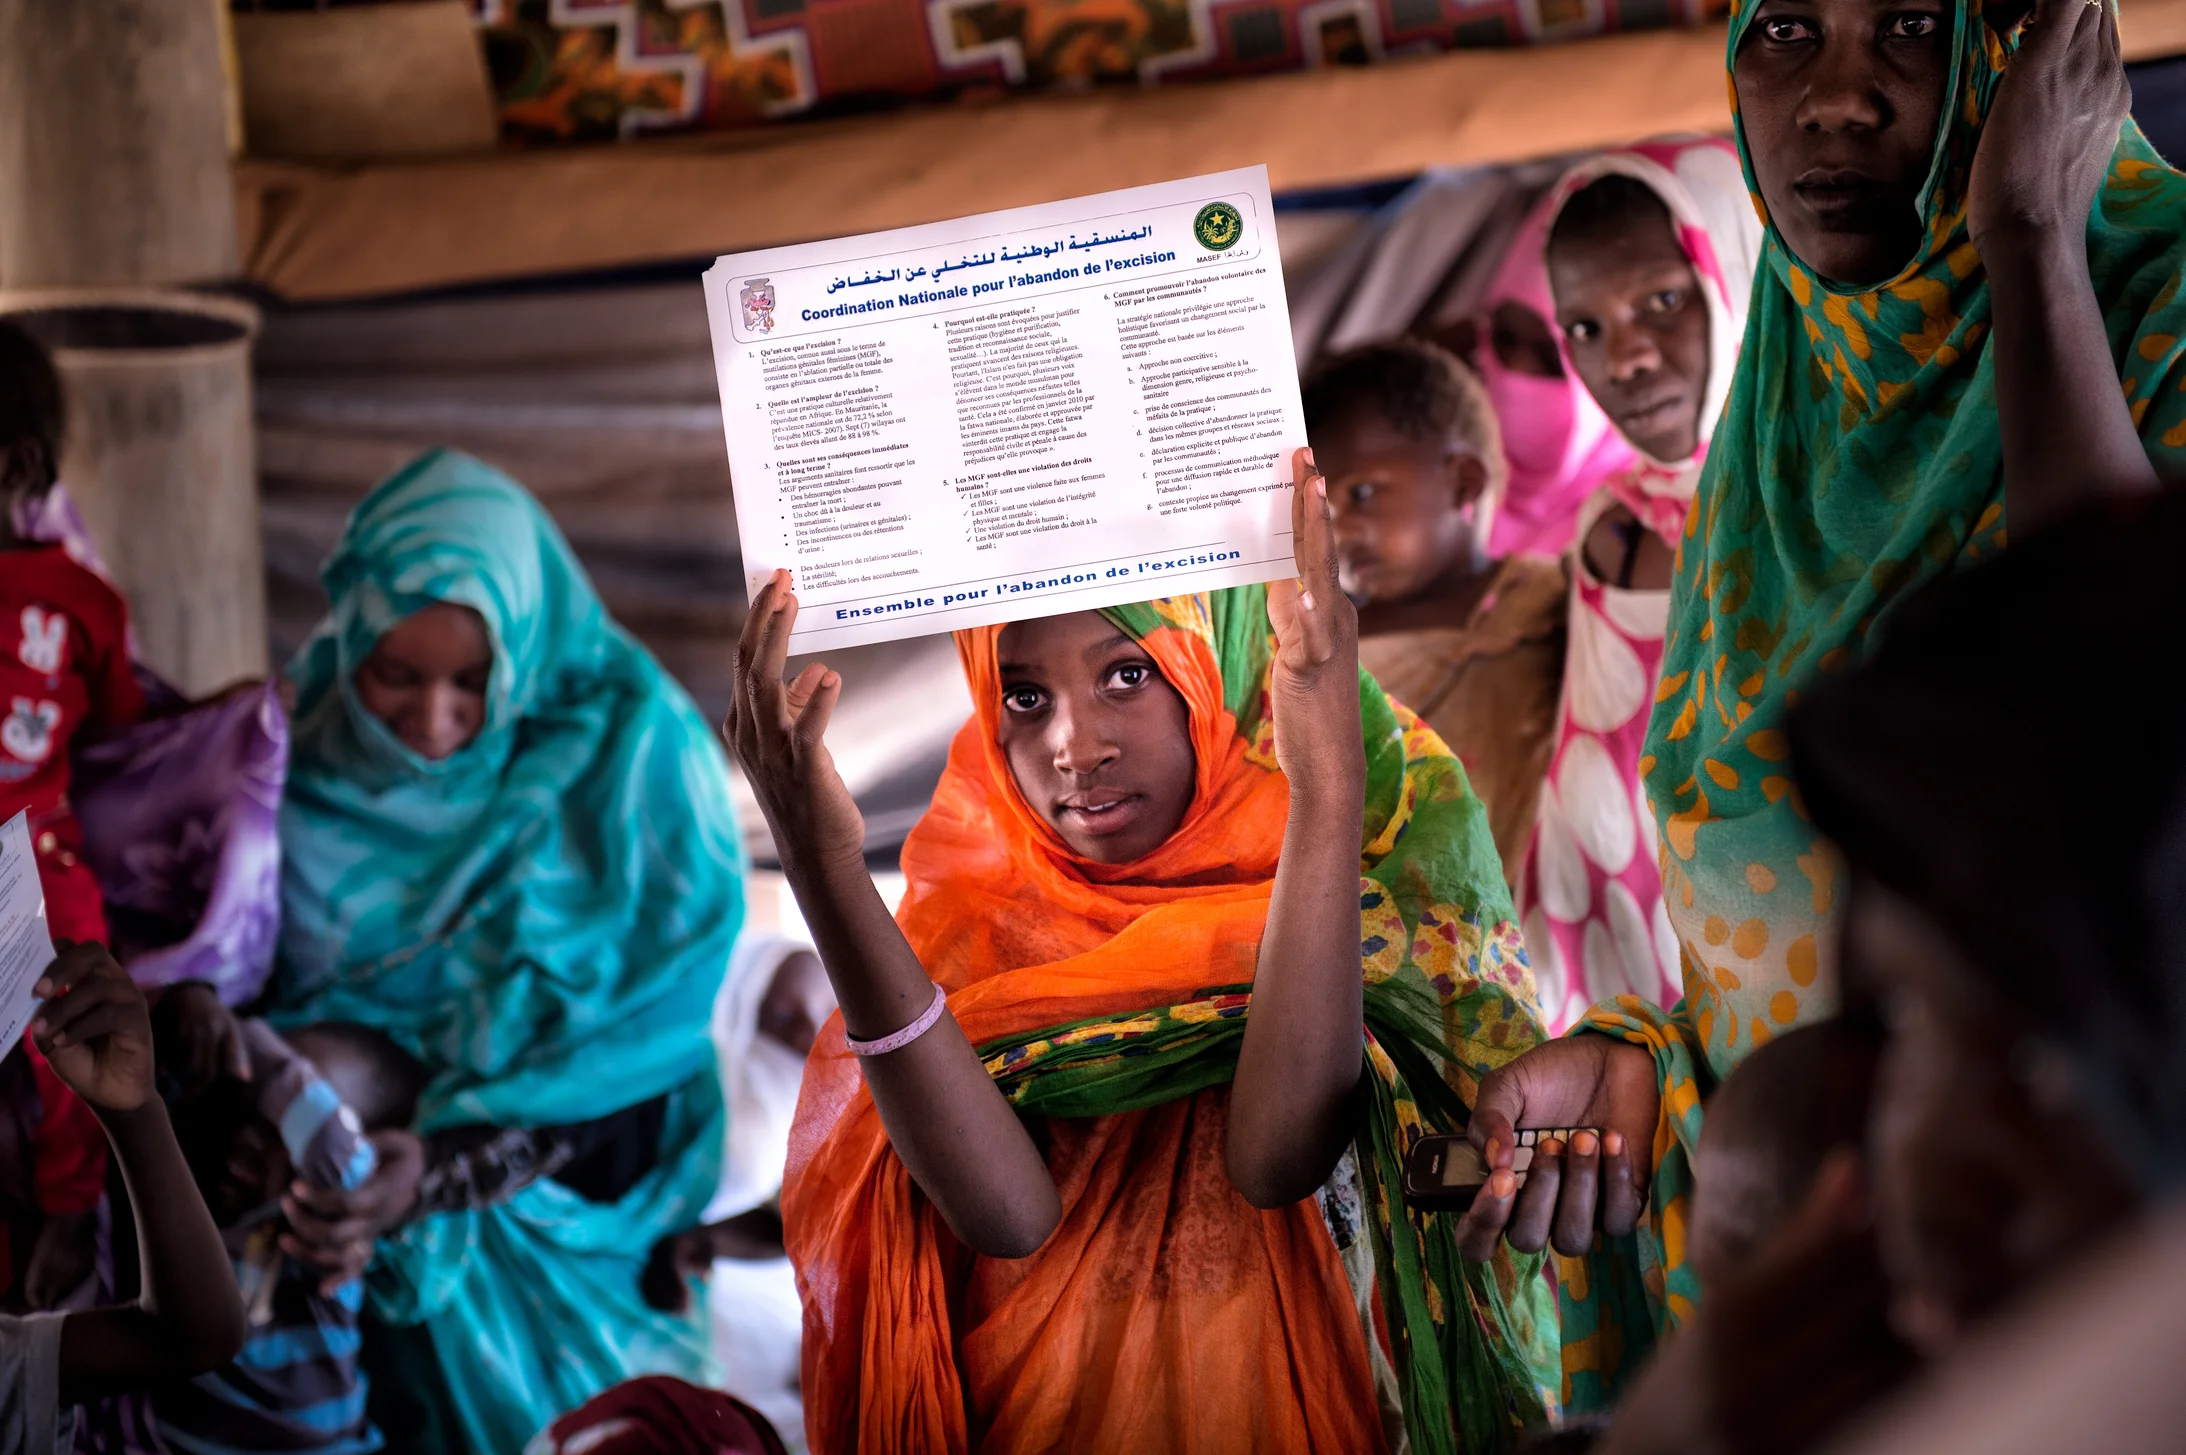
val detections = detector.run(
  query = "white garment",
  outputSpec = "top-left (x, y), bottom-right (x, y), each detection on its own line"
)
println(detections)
top-left (0, 1313), bottom-right (76, 1455)
top-left (703, 931), bottom-right (837, 1454)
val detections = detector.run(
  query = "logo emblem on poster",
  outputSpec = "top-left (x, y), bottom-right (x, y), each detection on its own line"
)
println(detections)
top-left (739, 278), bottom-right (777, 335)
top-left (1193, 202), bottom-right (1243, 252)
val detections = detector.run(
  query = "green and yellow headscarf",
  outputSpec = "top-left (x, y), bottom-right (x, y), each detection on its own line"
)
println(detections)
top-left (1560, 0), bottom-right (2186, 1411)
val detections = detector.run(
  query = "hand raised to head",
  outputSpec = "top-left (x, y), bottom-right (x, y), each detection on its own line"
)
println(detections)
top-left (1968, 0), bottom-right (2131, 250)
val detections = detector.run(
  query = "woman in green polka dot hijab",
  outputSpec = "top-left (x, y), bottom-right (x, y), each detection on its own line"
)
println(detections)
top-left (1453, 0), bottom-right (2186, 1411)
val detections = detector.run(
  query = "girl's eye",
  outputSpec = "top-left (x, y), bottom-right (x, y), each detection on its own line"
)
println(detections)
top-left (1885, 11), bottom-right (1937, 36)
top-left (455, 669), bottom-right (491, 695)
top-left (1110, 663), bottom-right (1151, 690)
top-left (1566, 320), bottom-right (1601, 344)
top-left (1761, 16), bottom-right (1814, 41)
top-left (1348, 482), bottom-right (1378, 506)
top-left (1646, 289), bottom-right (1683, 314)
top-left (1003, 686), bottom-right (1046, 713)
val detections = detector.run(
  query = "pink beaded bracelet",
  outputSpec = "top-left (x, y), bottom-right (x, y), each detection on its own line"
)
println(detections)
top-left (845, 982), bottom-right (948, 1057)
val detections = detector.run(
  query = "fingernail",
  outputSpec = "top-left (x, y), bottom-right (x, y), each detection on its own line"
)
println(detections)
top-left (1313, 475), bottom-right (1327, 499)
top-left (1541, 1136), bottom-right (1566, 1157)
top-left (823, 671), bottom-right (840, 687)
top-left (1303, 447), bottom-right (1316, 468)
top-left (1484, 1137), bottom-right (1501, 1166)
top-left (27, 1020), bottom-right (41, 1037)
top-left (1604, 1131), bottom-right (1625, 1157)
top-left (1301, 591), bottom-right (1315, 611)
top-left (1488, 1170), bottom-right (1516, 1199)
top-left (1572, 1130), bottom-right (1599, 1157)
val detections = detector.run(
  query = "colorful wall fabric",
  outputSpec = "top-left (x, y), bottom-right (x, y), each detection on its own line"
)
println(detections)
top-left (466, 0), bottom-right (1722, 143)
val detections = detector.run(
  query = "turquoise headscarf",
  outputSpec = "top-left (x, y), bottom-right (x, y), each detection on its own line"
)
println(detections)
top-left (1559, 0), bottom-right (2186, 1413)
top-left (275, 448), bottom-right (746, 1130)
top-left (273, 450), bottom-right (744, 1453)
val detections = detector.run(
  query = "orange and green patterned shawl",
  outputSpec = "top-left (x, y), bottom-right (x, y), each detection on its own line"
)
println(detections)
top-left (1556, 0), bottom-right (2186, 1413)
top-left (787, 586), bottom-right (1556, 1452)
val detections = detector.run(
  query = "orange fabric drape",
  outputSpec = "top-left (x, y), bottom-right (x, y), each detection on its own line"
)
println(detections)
top-left (782, 605), bottom-right (1385, 1454)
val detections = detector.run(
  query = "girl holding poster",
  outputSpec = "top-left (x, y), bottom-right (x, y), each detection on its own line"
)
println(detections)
top-left (729, 448), bottom-right (1555, 1452)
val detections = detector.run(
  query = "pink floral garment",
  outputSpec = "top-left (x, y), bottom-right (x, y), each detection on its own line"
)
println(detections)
top-left (1517, 137), bottom-right (1763, 1033)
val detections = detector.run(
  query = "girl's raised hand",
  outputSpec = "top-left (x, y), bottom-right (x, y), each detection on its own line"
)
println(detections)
top-left (1968, 0), bottom-right (2130, 252)
top-left (32, 942), bottom-right (155, 1114)
top-left (725, 570), bottom-right (867, 874)
top-left (1265, 448), bottom-right (1365, 797)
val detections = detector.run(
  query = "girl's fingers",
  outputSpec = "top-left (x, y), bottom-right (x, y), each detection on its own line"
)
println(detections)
top-left (1504, 1139), bottom-right (1562, 1254)
top-left (790, 669), bottom-right (843, 754)
top-left (38, 1000), bottom-right (126, 1050)
top-left (781, 662), bottom-right (829, 720)
top-left (34, 975), bottom-right (122, 1040)
top-left (33, 944), bottom-right (96, 1001)
top-left (1553, 1130), bottom-right (1602, 1255)
top-left (739, 572), bottom-right (797, 734)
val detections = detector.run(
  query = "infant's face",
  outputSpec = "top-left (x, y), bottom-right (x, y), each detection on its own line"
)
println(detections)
top-left (1315, 412), bottom-right (1483, 605)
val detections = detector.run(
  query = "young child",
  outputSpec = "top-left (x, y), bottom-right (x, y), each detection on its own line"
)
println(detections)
top-left (159, 1019), bottom-right (421, 1455)
top-left (1305, 337), bottom-right (1567, 885)
top-left (0, 321), bottom-right (147, 1316)
top-left (1686, 1017), bottom-right (1880, 1295)
top-left (2, 941), bottom-right (246, 1452)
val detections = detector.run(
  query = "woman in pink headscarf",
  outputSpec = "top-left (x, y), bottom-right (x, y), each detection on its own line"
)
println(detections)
top-left (1471, 192), bottom-right (1640, 561)
top-left (1513, 136), bottom-right (1763, 1032)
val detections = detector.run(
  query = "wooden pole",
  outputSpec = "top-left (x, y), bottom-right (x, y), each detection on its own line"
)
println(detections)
top-left (0, 0), bottom-right (238, 288)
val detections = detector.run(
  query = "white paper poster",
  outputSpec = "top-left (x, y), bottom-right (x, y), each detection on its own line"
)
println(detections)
top-left (704, 166), bottom-right (1305, 653)
top-left (0, 810), bottom-right (56, 1062)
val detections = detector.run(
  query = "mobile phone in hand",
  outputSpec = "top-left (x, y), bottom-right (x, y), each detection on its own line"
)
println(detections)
top-left (1401, 1129), bottom-right (1583, 1211)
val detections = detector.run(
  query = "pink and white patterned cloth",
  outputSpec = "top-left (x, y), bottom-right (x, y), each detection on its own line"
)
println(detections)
top-left (1516, 136), bottom-right (1764, 1033)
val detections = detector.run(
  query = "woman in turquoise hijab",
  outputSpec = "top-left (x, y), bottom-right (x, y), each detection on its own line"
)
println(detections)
top-left (1450, 0), bottom-right (2186, 1412)
top-left (271, 450), bottom-right (747, 1452)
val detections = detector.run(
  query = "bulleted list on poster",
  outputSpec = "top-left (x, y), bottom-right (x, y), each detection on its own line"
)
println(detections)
top-left (703, 166), bottom-right (1305, 653)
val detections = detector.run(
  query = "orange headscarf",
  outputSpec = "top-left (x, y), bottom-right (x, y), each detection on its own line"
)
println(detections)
top-left (783, 589), bottom-right (1551, 1453)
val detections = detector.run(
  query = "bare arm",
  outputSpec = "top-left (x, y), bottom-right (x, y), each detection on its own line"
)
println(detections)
top-left (1227, 449), bottom-right (1370, 1208)
top-left (728, 575), bottom-right (1060, 1259)
top-left (30, 944), bottom-right (245, 1403)
top-left (1973, 0), bottom-right (2153, 533)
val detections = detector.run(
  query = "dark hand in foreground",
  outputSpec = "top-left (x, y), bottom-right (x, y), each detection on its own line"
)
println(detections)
top-left (1455, 1035), bottom-right (1659, 1259)
top-left (1264, 447), bottom-right (1364, 793)
top-left (281, 1128), bottom-right (425, 1294)
top-left (150, 979), bottom-right (250, 1100)
top-left (640, 1207), bottom-right (789, 1313)
top-left (1968, 0), bottom-right (2130, 251)
top-left (33, 942), bottom-right (155, 1113)
top-left (725, 569), bottom-right (866, 873)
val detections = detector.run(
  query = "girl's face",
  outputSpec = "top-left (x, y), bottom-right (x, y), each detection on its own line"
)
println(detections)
top-left (1851, 880), bottom-right (2139, 1355)
top-left (1732, 0), bottom-right (1953, 286)
top-left (1550, 212), bottom-right (1711, 462)
top-left (995, 611), bottom-right (1196, 865)
top-left (355, 602), bottom-right (493, 761)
